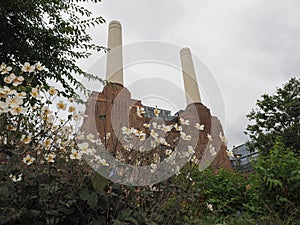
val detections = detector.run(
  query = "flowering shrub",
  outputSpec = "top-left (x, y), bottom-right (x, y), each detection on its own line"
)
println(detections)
top-left (0, 62), bottom-right (85, 167)
top-left (0, 63), bottom-right (102, 224)
top-left (0, 62), bottom-right (240, 224)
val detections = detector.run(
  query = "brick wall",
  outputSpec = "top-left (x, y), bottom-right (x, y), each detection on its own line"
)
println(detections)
top-left (81, 83), bottom-right (232, 172)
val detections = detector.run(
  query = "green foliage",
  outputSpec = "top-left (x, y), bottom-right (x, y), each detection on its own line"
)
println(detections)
top-left (245, 78), bottom-right (300, 223)
top-left (0, 0), bottom-right (106, 98)
top-left (195, 168), bottom-right (248, 216)
top-left (131, 161), bottom-right (300, 224)
top-left (0, 163), bottom-right (144, 225)
top-left (252, 140), bottom-right (300, 221)
top-left (129, 165), bottom-right (256, 225)
top-left (246, 77), bottom-right (300, 155)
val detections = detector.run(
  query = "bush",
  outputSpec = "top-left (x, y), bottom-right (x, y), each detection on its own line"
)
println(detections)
top-left (0, 63), bottom-right (117, 224)
top-left (253, 140), bottom-right (300, 221)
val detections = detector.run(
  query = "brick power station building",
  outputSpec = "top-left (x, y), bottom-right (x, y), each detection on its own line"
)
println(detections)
top-left (81, 21), bottom-right (232, 184)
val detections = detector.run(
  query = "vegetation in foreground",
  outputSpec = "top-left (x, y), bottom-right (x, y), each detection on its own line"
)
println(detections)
top-left (0, 67), bottom-right (299, 224)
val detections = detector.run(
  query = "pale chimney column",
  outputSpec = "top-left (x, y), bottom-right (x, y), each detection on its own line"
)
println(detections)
top-left (106, 20), bottom-right (123, 85)
top-left (180, 47), bottom-right (201, 105)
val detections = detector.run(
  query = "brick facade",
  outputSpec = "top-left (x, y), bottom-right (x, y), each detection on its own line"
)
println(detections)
top-left (81, 83), bottom-right (233, 174)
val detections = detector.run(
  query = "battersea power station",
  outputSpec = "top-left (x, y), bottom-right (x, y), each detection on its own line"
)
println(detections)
top-left (81, 20), bottom-right (232, 185)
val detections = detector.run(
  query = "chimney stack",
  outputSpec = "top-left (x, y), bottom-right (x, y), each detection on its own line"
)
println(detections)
top-left (106, 20), bottom-right (123, 85)
top-left (180, 48), bottom-right (201, 105)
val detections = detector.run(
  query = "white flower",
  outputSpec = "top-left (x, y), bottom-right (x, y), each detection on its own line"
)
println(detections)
top-left (21, 62), bottom-right (35, 73)
top-left (195, 123), bottom-right (204, 130)
top-left (136, 106), bottom-right (145, 118)
top-left (180, 118), bottom-right (190, 126)
top-left (0, 101), bottom-right (9, 113)
top-left (89, 148), bottom-right (96, 155)
top-left (77, 142), bottom-right (89, 154)
top-left (105, 133), bottom-right (111, 139)
top-left (188, 145), bottom-right (195, 155)
top-left (165, 149), bottom-right (172, 156)
top-left (209, 145), bottom-right (217, 156)
top-left (45, 152), bottom-right (56, 163)
top-left (124, 143), bottom-right (133, 151)
top-left (153, 153), bottom-right (160, 163)
top-left (68, 105), bottom-right (76, 113)
top-left (162, 124), bottom-right (172, 133)
top-left (23, 154), bottom-right (35, 165)
top-left (70, 149), bottom-right (82, 160)
top-left (100, 158), bottom-right (109, 166)
top-left (138, 146), bottom-right (145, 152)
top-left (190, 155), bottom-right (199, 164)
top-left (130, 127), bottom-right (138, 135)
top-left (226, 150), bottom-right (234, 158)
top-left (1, 65), bottom-right (12, 74)
top-left (186, 175), bottom-right (193, 181)
top-left (9, 89), bottom-right (17, 95)
top-left (72, 113), bottom-right (82, 121)
top-left (30, 88), bottom-right (40, 98)
top-left (174, 123), bottom-right (182, 131)
top-left (150, 140), bottom-right (157, 148)
top-left (57, 100), bottom-right (66, 110)
top-left (152, 122), bottom-right (158, 129)
top-left (4, 73), bottom-right (15, 84)
top-left (10, 173), bottom-right (22, 182)
top-left (121, 126), bottom-right (131, 135)
top-left (207, 134), bottom-right (213, 141)
top-left (86, 133), bottom-right (95, 143)
top-left (12, 75), bottom-right (24, 86)
top-left (7, 96), bottom-right (23, 108)
top-left (207, 203), bottom-right (214, 211)
top-left (93, 154), bottom-right (101, 162)
top-left (219, 132), bottom-right (228, 145)
top-left (10, 106), bottom-right (27, 115)
top-left (35, 62), bottom-right (44, 71)
top-left (143, 123), bottom-right (150, 128)
top-left (76, 131), bottom-right (85, 140)
top-left (136, 130), bottom-right (146, 141)
top-left (158, 137), bottom-right (167, 145)
top-left (49, 86), bottom-right (57, 95)
top-left (6, 124), bottom-right (17, 131)
top-left (139, 134), bottom-right (146, 141)
top-left (44, 139), bottom-right (52, 149)
top-left (180, 132), bottom-right (191, 141)
top-left (150, 163), bottom-right (157, 173)
top-left (0, 63), bottom-right (6, 71)
top-left (17, 92), bottom-right (26, 98)
top-left (21, 135), bottom-right (32, 144)
top-left (154, 106), bottom-right (160, 117)
top-left (41, 106), bottom-right (52, 115)
top-left (150, 129), bottom-right (158, 139)
top-left (0, 86), bottom-right (11, 95)
top-left (4, 77), bottom-right (11, 84)
top-left (165, 152), bottom-right (176, 164)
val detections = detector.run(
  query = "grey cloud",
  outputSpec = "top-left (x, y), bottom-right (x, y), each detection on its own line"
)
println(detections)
top-left (81, 0), bottom-right (300, 149)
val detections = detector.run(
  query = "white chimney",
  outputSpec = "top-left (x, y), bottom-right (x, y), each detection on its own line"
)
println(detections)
top-left (180, 47), bottom-right (201, 104)
top-left (106, 20), bottom-right (123, 85)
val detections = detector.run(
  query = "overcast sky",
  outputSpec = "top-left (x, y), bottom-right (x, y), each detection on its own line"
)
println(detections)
top-left (79, 0), bottom-right (300, 149)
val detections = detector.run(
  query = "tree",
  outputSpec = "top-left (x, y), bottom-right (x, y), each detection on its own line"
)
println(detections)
top-left (0, 0), bottom-right (105, 98)
top-left (245, 77), bottom-right (300, 155)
